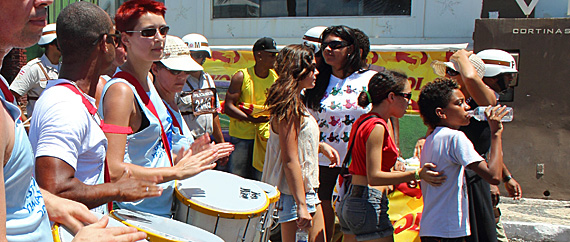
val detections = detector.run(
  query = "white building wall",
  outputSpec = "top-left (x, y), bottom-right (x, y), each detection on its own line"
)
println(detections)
top-left (164, 0), bottom-right (483, 47)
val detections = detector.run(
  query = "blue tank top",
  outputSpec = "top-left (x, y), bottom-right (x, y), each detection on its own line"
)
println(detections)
top-left (164, 102), bottom-right (194, 155)
top-left (2, 98), bottom-right (52, 241)
top-left (98, 76), bottom-right (175, 217)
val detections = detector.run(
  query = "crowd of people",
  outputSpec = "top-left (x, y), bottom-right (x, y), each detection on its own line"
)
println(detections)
top-left (0, 0), bottom-right (523, 242)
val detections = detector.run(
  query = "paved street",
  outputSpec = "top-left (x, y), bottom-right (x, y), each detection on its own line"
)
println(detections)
top-left (500, 197), bottom-right (570, 241)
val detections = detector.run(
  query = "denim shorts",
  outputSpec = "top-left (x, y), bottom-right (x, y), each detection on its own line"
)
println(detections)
top-left (276, 188), bottom-right (321, 223)
top-left (337, 184), bottom-right (393, 241)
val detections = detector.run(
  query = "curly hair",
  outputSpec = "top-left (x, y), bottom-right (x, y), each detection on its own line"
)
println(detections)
top-left (357, 70), bottom-right (407, 108)
top-left (265, 44), bottom-right (315, 122)
top-left (115, 0), bottom-right (166, 33)
top-left (303, 25), bottom-right (364, 111)
top-left (418, 78), bottom-right (460, 128)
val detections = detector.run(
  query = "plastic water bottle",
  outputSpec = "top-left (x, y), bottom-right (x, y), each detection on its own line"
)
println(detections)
top-left (467, 106), bottom-right (513, 122)
top-left (296, 228), bottom-right (308, 242)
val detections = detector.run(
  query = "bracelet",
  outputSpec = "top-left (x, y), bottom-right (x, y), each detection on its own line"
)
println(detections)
top-left (414, 169), bottom-right (421, 181)
top-left (503, 175), bottom-right (512, 183)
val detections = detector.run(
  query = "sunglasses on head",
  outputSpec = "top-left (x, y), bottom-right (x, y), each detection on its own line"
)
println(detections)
top-left (321, 40), bottom-right (351, 50)
top-left (395, 92), bottom-right (412, 101)
top-left (446, 67), bottom-right (460, 77)
top-left (126, 26), bottom-right (169, 37)
top-left (92, 31), bottom-right (121, 47)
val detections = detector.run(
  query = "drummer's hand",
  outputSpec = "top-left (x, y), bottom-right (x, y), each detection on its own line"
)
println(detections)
top-left (188, 134), bottom-right (214, 156)
top-left (296, 205), bottom-right (313, 230)
top-left (212, 142), bottom-right (234, 159)
top-left (319, 142), bottom-right (340, 167)
top-left (41, 189), bottom-right (98, 234)
top-left (115, 168), bottom-right (163, 201)
top-left (72, 216), bottom-right (147, 242)
top-left (175, 146), bottom-right (219, 180)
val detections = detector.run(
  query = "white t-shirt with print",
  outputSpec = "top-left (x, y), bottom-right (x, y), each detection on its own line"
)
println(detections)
top-left (419, 126), bottom-right (484, 238)
top-left (311, 70), bottom-right (377, 166)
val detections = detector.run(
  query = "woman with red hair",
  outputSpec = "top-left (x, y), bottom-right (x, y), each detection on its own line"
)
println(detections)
top-left (98, 0), bottom-right (228, 217)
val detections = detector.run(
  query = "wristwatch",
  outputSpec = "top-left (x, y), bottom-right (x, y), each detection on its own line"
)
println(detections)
top-left (503, 175), bottom-right (513, 183)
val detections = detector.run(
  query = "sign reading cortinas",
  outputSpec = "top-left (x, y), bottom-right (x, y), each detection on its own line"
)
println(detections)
top-left (512, 28), bottom-right (570, 35)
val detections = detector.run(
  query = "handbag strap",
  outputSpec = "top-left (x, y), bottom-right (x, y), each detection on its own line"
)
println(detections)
top-left (113, 71), bottom-right (174, 167)
top-left (340, 114), bottom-right (379, 171)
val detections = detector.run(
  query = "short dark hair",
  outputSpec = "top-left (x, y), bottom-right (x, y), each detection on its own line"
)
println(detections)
top-left (418, 78), bottom-right (460, 128)
top-left (57, 2), bottom-right (112, 61)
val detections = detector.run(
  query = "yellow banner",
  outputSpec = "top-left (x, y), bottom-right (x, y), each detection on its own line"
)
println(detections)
top-left (203, 49), bottom-right (454, 114)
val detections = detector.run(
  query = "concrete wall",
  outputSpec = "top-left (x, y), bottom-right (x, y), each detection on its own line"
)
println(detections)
top-left (163, 0), bottom-right (482, 46)
top-left (474, 18), bottom-right (570, 200)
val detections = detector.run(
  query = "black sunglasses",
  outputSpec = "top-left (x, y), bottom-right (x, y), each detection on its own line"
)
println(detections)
top-left (446, 67), bottom-right (460, 77)
top-left (161, 65), bottom-right (192, 76)
top-left (191, 51), bottom-right (209, 59)
top-left (126, 26), bottom-right (169, 37)
top-left (321, 40), bottom-right (351, 50)
top-left (395, 92), bottom-right (412, 101)
top-left (92, 32), bottom-right (121, 47)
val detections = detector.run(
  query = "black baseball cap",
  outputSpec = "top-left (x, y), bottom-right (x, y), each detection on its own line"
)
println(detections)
top-left (253, 37), bottom-right (278, 53)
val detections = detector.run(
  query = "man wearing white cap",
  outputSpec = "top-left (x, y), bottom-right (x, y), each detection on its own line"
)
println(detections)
top-left (10, 23), bottom-right (61, 117)
top-left (478, 49), bottom-right (522, 242)
top-left (179, 33), bottom-right (226, 158)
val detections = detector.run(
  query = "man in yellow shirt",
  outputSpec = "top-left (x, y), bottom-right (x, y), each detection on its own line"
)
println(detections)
top-left (224, 37), bottom-right (278, 180)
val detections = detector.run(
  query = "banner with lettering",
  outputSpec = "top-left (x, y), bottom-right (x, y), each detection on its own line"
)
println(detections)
top-left (204, 44), bottom-right (467, 115)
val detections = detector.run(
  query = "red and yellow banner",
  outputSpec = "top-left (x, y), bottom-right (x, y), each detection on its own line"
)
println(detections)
top-left (203, 45), bottom-right (464, 114)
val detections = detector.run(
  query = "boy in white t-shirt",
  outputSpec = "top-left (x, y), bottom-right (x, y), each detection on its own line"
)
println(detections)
top-left (417, 78), bottom-right (509, 242)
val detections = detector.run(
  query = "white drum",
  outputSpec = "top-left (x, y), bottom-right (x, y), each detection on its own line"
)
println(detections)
top-left (247, 180), bottom-right (280, 242)
top-left (111, 209), bottom-right (224, 242)
top-left (174, 170), bottom-right (269, 242)
top-left (52, 211), bottom-right (148, 242)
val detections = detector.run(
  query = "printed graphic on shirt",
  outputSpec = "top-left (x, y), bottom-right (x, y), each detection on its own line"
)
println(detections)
top-left (342, 115), bottom-right (355, 125)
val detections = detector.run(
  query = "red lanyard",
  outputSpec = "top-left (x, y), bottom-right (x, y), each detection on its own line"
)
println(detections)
top-left (56, 82), bottom-right (115, 212)
top-left (163, 101), bottom-right (183, 135)
top-left (113, 71), bottom-right (173, 166)
top-left (0, 80), bottom-right (15, 104)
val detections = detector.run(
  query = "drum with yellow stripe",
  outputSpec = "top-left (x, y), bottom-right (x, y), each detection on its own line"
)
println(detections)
top-left (111, 209), bottom-right (223, 242)
top-left (174, 170), bottom-right (269, 242)
top-left (52, 211), bottom-right (148, 242)
top-left (247, 180), bottom-right (280, 242)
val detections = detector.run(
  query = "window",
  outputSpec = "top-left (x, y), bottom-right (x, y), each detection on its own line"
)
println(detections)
top-left (212, 0), bottom-right (411, 18)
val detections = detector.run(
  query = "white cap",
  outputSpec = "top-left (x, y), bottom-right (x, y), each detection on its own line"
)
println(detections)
top-left (38, 23), bottom-right (57, 46)
top-left (431, 54), bottom-right (486, 79)
top-left (303, 26), bottom-right (327, 53)
top-left (160, 35), bottom-right (203, 72)
top-left (477, 49), bottom-right (518, 77)
top-left (182, 33), bottom-right (211, 58)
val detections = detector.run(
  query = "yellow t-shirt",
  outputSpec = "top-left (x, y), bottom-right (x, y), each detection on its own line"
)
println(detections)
top-left (229, 67), bottom-right (277, 139)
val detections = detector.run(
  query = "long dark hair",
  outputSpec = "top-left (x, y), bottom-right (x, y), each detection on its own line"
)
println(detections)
top-left (265, 44), bottom-right (315, 122)
top-left (303, 25), bottom-right (364, 111)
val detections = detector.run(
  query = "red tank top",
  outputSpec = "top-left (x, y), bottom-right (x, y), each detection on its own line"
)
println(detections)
top-left (348, 112), bottom-right (399, 175)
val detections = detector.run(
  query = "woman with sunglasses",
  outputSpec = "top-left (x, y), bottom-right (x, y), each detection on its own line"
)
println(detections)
top-left (337, 71), bottom-right (446, 242)
top-left (302, 25), bottom-right (379, 241)
top-left (98, 0), bottom-right (223, 217)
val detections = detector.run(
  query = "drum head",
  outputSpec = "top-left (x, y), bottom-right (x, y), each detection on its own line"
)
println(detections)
top-left (176, 170), bottom-right (268, 218)
top-left (53, 211), bottom-right (148, 242)
top-left (247, 179), bottom-right (281, 204)
top-left (111, 209), bottom-right (224, 242)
